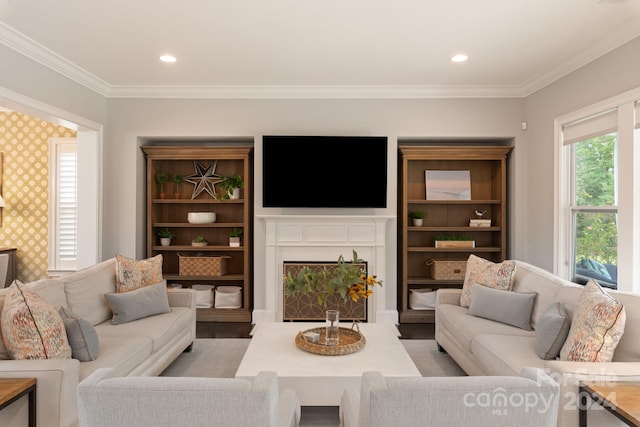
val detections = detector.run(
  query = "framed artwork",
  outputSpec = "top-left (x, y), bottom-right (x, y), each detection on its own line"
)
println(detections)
top-left (425, 170), bottom-right (471, 200)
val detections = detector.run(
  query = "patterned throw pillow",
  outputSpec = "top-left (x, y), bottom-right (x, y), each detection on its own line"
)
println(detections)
top-left (460, 254), bottom-right (516, 308)
top-left (559, 280), bottom-right (626, 362)
top-left (0, 281), bottom-right (71, 360)
top-left (115, 254), bottom-right (163, 293)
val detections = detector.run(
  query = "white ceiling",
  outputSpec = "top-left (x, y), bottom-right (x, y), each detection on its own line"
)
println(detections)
top-left (1, 0), bottom-right (640, 98)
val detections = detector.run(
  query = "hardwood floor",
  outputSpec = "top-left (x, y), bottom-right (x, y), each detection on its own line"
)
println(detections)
top-left (398, 322), bottom-right (435, 339)
top-left (196, 322), bottom-right (253, 338)
top-left (196, 321), bottom-right (435, 339)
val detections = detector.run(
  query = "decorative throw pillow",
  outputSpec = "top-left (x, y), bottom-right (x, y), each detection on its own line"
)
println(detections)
top-left (559, 280), bottom-right (626, 362)
top-left (460, 254), bottom-right (516, 308)
top-left (0, 281), bottom-right (71, 360)
top-left (468, 285), bottom-right (536, 330)
top-left (535, 303), bottom-right (571, 360)
top-left (59, 306), bottom-right (99, 361)
top-left (105, 281), bottom-right (170, 325)
top-left (115, 254), bottom-right (163, 293)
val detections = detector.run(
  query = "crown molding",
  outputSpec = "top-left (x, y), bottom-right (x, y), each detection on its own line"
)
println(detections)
top-left (0, 21), bottom-right (525, 99)
top-left (522, 14), bottom-right (640, 96)
top-left (1, 17), bottom-right (638, 100)
top-left (0, 22), bottom-right (111, 97)
top-left (106, 84), bottom-right (526, 99)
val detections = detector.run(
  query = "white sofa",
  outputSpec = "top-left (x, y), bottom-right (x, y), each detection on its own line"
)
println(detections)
top-left (339, 367), bottom-right (559, 427)
top-left (77, 368), bottom-right (301, 427)
top-left (0, 258), bottom-right (197, 427)
top-left (435, 259), bottom-right (640, 427)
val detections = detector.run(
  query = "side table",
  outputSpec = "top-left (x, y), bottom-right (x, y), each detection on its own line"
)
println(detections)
top-left (0, 378), bottom-right (36, 427)
top-left (579, 381), bottom-right (640, 427)
top-left (0, 247), bottom-right (17, 287)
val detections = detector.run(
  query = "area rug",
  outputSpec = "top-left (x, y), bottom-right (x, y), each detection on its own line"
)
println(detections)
top-left (401, 339), bottom-right (466, 377)
top-left (161, 338), bottom-right (249, 378)
top-left (160, 338), bottom-right (465, 378)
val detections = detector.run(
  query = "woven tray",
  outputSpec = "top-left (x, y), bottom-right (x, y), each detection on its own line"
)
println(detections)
top-left (295, 323), bottom-right (366, 356)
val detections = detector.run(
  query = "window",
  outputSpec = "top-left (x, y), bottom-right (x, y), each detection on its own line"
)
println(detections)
top-left (48, 138), bottom-right (77, 274)
top-left (569, 131), bottom-right (618, 288)
top-left (556, 91), bottom-right (640, 292)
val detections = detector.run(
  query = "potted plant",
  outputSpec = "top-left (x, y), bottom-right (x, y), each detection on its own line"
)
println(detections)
top-left (410, 209), bottom-right (425, 227)
top-left (284, 251), bottom-right (382, 309)
top-left (157, 228), bottom-right (175, 246)
top-left (191, 235), bottom-right (208, 247)
top-left (172, 174), bottom-right (183, 199)
top-left (285, 251), bottom-right (382, 344)
top-left (155, 171), bottom-right (169, 199)
top-left (228, 227), bottom-right (243, 247)
top-left (220, 174), bottom-right (244, 200)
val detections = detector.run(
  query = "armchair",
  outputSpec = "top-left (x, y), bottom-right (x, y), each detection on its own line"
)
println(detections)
top-left (78, 368), bottom-right (301, 427)
top-left (340, 367), bottom-right (559, 427)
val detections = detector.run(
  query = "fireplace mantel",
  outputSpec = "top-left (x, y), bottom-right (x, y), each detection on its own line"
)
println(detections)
top-left (253, 215), bottom-right (396, 324)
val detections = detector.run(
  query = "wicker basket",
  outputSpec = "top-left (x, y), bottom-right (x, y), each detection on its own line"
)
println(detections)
top-left (179, 254), bottom-right (230, 276)
top-left (426, 259), bottom-right (467, 280)
top-left (295, 323), bottom-right (366, 356)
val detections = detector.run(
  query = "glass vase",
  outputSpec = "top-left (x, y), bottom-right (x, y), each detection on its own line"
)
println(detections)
top-left (325, 309), bottom-right (339, 346)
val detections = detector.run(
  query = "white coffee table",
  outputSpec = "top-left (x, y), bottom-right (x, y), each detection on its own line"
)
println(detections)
top-left (235, 322), bottom-right (421, 406)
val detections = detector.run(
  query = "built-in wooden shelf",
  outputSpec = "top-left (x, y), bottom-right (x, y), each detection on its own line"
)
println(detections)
top-left (398, 144), bottom-right (512, 324)
top-left (142, 145), bottom-right (253, 323)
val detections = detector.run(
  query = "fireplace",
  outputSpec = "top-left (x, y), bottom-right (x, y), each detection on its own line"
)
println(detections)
top-left (282, 261), bottom-right (368, 322)
top-left (254, 215), bottom-right (395, 324)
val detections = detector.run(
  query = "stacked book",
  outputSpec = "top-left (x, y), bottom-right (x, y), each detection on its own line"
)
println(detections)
top-left (469, 219), bottom-right (491, 227)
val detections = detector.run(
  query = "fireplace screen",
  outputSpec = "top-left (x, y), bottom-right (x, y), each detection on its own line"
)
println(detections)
top-left (283, 261), bottom-right (367, 322)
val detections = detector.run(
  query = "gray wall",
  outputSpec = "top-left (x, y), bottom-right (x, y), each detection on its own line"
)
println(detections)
top-left (104, 98), bottom-right (524, 313)
top-left (0, 44), bottom-right (107, 125)
top-left (522, 36), bottom-right (640, 269)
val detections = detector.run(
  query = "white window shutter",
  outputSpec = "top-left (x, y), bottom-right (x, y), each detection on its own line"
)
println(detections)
top-left (49, 138), bottom-right (77, 273)
top-left (57, 150), bottom-right (77, 264)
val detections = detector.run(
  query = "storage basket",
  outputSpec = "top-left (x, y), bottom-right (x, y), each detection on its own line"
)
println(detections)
top-left (179, 254), bottom-right (230, 276)
top-left (215, 286), bottom-right (242, 309)
top-left (191, 284), bottom-right (215, 308)
top-left (426, 259), bottom-right (467, 280)
top-left (409, 288), bottom-right (437, 310)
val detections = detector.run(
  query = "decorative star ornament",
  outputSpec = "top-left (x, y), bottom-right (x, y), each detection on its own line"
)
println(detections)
top-left (185, 160), bottom-right (223, 199)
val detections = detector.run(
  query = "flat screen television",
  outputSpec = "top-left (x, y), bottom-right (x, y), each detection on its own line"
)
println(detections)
top-left (262, 135), bottom-right (388, 208)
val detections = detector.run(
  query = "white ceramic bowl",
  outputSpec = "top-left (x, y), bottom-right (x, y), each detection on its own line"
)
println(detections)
top-left (187, 212), bottom-right (216, 224)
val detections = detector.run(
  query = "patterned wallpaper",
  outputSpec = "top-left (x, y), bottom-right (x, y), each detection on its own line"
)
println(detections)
top-left (0, 112), bottom-right (76, 282)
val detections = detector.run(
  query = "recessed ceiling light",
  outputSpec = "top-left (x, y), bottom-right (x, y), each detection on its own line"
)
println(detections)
top-left (159, 54), bottom-right (177, 63)
top-left (451, 54), bottom-right (468, 63)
